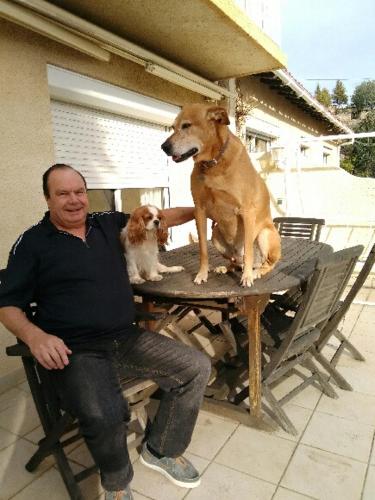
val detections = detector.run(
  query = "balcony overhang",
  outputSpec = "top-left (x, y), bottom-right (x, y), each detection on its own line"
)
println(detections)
top-left (47, 0), bottom-right (287, 80)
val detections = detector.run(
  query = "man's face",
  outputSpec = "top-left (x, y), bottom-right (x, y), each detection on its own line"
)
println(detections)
top-left (46, 169), bottom-right (89, 229)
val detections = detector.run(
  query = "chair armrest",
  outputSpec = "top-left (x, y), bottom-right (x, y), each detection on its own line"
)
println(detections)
top-left (6, 343), bottom-right (32, 357)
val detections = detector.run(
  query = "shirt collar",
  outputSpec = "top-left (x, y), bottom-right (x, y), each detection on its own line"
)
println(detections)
top-left (42, 211), bottom-right (98, 235)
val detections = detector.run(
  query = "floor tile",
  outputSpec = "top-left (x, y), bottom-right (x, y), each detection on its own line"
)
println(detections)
top-left (336, 363), bottom-right (375, 396)
top-left (273, 487), bottom-right (317, 500)
top-left (301, 411), bottom-right (374, 463)
top-left (68, 442), bottom-right (95, 468)
top-left (215, 425), bottom-right (296, 484)
top-left (186, 462), bottom-right (276, 500)
top-left (270, 372), bottom-right (323, 410)
top-left (0, 387), bottom-right (27, 413)
top-left (363, 465), bottom-right (375, 500)
top-left (346, 332), bottom-right (375, 356)
top-left (338, 304), bottom-right (363, 336)
top-left (0, 392), bottom-right (40, 436)
top-left (281, 444), bottom-right (367, 500)
top-left (261, 403), bottom-right (313, 442)
top-left (11, 467), bottom-right (71, 500)
top-left (317, 388), bottom-right (375, 426)
top-left (12, 459), bottom-right (103, 500)
top-left (17, 381), bottom-right (31, 394)
top-left (0, 438), bottom-right (53, 499)
top-left (130, 452), bottom-right (208, 500)
top-left (0, 426), bottom-right (19, 451)
top-left (187, 411), bottom-right (238, 460)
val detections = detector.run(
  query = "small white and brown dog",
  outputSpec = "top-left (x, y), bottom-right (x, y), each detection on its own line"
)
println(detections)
top-left (120, 205), bottom-right (184, 284)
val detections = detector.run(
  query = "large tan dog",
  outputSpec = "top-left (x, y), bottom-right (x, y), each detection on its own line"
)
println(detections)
top-left (161, 103), bottom-right (281, 287)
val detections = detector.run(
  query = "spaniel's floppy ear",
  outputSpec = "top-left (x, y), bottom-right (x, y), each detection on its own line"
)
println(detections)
top-left (126, 211), bottom-right (146, 245)
top-left (156, 213), bottom-right (169, 246)
top-left (206, 106), bottom-right (230, 125)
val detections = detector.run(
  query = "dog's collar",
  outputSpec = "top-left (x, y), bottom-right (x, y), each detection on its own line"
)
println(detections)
top-left (197, 135), bottom-right (230, 172)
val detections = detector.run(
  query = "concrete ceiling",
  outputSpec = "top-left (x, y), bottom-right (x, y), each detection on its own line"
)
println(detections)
top-left (49, 0), bottom-right (287, 80)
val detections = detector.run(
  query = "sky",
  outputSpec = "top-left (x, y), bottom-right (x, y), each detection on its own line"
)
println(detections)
top-left (280, 0), bottom-right (375, 101)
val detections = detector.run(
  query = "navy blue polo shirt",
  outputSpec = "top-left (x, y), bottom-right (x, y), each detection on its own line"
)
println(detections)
top-left (0, 211), bottom-right (136, 347)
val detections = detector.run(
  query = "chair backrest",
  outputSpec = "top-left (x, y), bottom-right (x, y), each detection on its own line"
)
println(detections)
top-left (263, 244), bottom-right (363, 380)
top-left (317, 243), bottom-right (375, 347)
top-left (273, 217), bottom-right (325, 241)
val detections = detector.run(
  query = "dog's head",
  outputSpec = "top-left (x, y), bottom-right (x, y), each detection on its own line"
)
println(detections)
top-left (124, 205), bottom-right (168, 246)
top-left (161, 104), bottom-right (230, 163)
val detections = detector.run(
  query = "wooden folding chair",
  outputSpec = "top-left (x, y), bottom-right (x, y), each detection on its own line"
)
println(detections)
top-left (273, 216), bottom-right (325, 241)
top-left (234, 245), bottom-right (363, 435)
top-left (312, 243), bottom-right (375, 389)
top-left (272, 217), bottom-right (326, 312)
top-left (5, 305), bottom-right (159, 500)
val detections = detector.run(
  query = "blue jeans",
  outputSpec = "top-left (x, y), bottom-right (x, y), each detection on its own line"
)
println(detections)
top-left (50, 329), bottom-right (211, 491)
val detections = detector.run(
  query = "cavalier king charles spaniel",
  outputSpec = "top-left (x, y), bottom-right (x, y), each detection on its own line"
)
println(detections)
top-left (121, 205), bottom-right (184, 284)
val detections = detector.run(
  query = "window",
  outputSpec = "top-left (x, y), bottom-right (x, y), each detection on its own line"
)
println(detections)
top-left (245, 130), bottom-right (272, 153)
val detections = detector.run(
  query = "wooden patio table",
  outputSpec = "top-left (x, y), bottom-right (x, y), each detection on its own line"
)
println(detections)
top-left (132, 237), bottom-right (332, 427)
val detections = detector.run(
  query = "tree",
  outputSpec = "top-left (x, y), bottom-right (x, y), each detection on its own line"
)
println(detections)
top-left (341, 110), bottom-right (375, 177)
top-left (314, 83), bottom-right (322, 102)
top-left (317, 87), bottom-right (332, 108)
top-left (351, 80), bottom-right (375, 113)
top-left (332, 80), bottom-right (348, 109)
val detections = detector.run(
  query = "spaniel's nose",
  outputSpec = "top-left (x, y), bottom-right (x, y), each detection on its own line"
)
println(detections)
top-left (154, 219), bottom-right (160, 227)
top-left (161, 140), bottom-right (173, 155)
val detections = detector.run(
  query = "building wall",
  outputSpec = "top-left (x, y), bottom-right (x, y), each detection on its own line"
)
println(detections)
top-left (0, 18), bottom-right (204, 382)
top-left (238, 76), bottom-right (375, 262)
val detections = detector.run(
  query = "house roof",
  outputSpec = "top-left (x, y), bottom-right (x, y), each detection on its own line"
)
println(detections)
top-left (258, 69), bottom-right (352, 134)
top-left (47, 0), bottom-right (287, 80)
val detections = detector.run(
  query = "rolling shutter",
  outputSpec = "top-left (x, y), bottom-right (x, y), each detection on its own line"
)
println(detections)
top-left (50, 100), bottom-right (170, 189)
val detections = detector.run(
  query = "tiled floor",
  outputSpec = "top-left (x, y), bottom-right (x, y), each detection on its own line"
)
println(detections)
top-left (0, 277), bottom-right (374, 500)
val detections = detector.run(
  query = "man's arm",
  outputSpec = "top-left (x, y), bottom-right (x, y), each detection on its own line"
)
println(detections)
top-left (161, 207), bottom-right (195, 228)
top-left (0, 306), bottom-right (71, 370)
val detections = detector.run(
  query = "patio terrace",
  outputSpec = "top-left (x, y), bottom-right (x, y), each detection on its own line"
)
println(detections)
top-left (0, 275), bottom-right (374, 500)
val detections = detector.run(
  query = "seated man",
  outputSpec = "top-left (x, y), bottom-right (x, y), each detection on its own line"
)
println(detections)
top-left (0, 163), bottom-right (211, 500)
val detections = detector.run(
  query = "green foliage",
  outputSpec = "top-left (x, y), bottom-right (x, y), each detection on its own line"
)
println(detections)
top-left (351, 80), bottom-right (375, 113)
top-left (341, 111), bottom-right (375, 177)
top-left (315, 85), bottom-right (332, 107)
top-left (332, 80), bottom-right (348, 108)
top-left (340, 157), bottom-right (354, 174)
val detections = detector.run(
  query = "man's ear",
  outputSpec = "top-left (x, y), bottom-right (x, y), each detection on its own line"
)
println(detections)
top-left (206, 106), bottom-right (230, 125)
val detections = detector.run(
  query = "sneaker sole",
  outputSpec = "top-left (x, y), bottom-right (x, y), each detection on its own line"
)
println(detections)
top-left (139, 455), bottom-right (201, 488)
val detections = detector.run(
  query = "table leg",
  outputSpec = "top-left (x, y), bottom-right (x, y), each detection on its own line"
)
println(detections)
top-left (241, 294), bottom-right (270, 418)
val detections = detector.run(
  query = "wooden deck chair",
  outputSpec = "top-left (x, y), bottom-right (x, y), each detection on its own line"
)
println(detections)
top-left (233, 245), bottom-right (363, 435)
top-left (5, 305), bottom-right (158, 500)
top-left (311, 243), bottom-right (375, 390)
top-left (272, 217), bottom-right (326, 312)
top-left (273, 217), bottom-right (325, 241)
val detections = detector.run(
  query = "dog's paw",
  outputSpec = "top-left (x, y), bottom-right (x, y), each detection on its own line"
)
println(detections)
top-left (252, 268), bottom-right (262, 280)
top-left (240, 270), bottom-right (254, 287)
top-left (194, 270), bottom-right (208, 284)
top-left (214, 265), bottom-right (228, 274)
top-left (148, 274), bottom-right (163, 282)
top-left (130, 276), bottom-right (145, 284)
top-left (168, 265), bottom-right (184, 273)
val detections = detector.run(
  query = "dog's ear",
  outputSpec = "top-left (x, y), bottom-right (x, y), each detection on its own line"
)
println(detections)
top-left (127, 212), bottom-right (146, 245)
top-left (157, 214), bottom-right (169, 246)
top-left (206, 106), bottom-right (230, 125)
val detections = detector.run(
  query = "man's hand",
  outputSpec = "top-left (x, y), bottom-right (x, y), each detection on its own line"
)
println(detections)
top-left (29, 332), bottom-right (72, 370)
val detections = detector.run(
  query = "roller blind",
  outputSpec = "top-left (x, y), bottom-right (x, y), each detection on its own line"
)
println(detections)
top-left (51, 100), bottom-right (170, 189)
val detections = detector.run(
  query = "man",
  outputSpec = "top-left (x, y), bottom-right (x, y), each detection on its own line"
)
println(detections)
top-left (0, 164), bottom-right (211, 500)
